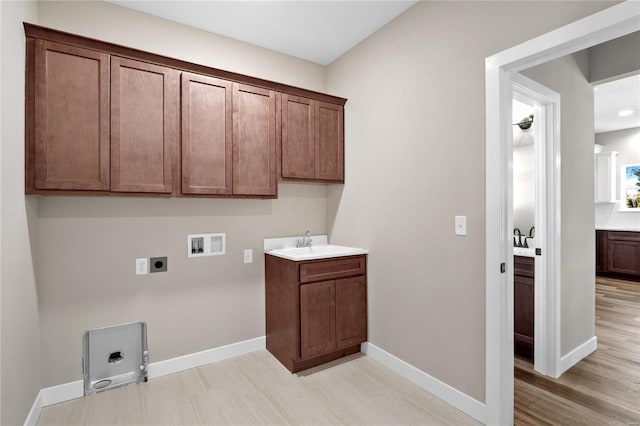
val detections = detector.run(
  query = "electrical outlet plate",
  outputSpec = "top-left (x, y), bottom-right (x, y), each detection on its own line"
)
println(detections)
top-left (135, 258), bottom-right (148, 275)
top-left (150, 257), bottom-right (167, 273)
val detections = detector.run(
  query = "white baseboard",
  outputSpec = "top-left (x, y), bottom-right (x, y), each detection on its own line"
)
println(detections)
top-left (147, 336), bottom-right (265, 379)
top-left (558, 336), bottom-right (597, 375)
top-left (24, 390), bottom-right (44, 426)
top-left (361, 342), bottom-right (486, 424)
top-left (24, 336), bottom-right (266, 425)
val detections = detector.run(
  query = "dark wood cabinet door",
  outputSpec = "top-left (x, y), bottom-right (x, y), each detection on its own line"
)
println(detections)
top-left (300, 280), bottom-right (336, 359)
top-left (596, 230), bottom-right (608, 274)
top-left (608, 240), bottom-right (640, 275)
top-left (34, 40), bottom-right (110, 190)
top-left (315, 101), bottom-right (344, 182)
top-left (111, 57), bottom-right (178, 193)
top-left (514, 256), bottom-right (534, 360)
top-left (181, 73), bottom-right (232, 195)
top-left (335, 276), bottom-right (367, 348)
top-left (282, 95), bottom-right (315, 179)
top-left (232, 83), bottom-right (276, 196)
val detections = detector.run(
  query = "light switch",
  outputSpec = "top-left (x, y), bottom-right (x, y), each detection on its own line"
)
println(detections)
top-left (455, 216), bottom-right (467, 236)
top-left (244, 249), bottom-right (253, 264)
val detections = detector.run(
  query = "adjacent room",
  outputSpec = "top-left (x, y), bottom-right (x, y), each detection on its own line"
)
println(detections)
top-left (1, 1), bottom-right (638, 425)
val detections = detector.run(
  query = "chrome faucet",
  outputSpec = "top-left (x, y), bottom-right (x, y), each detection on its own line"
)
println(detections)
top-left (296, 230), bottom-right (313, 248)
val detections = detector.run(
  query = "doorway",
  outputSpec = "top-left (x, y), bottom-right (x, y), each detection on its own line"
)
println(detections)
top-left (511, 73), bottom-right (561, 379)
top-left (484, 2), bottom-right (640, 424)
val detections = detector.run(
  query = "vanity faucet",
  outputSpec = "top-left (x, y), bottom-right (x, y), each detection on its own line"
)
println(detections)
top-left (296, 230), bottom-right (313, 248)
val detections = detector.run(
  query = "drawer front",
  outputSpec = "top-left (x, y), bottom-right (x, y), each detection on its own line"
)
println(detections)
top-left (300, 255), bottom-right (366, 283)
top-left (607, 231), bottom-right (640, 242)
top-left (514, 256), bottom-right (534, 278)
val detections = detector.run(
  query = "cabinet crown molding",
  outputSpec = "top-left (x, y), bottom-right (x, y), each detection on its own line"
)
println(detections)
top-left (23, 22), bottom-right (347, 106)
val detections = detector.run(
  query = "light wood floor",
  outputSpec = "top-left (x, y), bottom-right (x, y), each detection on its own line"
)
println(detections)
top-left (38, 350), bottom-right (478, 425)
top-left (514, 276), bottom-right (640, 425)
top-left (38, 276), bottom-right (640, 426)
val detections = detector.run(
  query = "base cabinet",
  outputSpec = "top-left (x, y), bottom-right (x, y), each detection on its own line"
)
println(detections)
top-left (266, 254), bottom-right (367, 373)
top-left (514, 255), bottom-right (534, 360)
top-left (596, 230), bottom-right (640, 279)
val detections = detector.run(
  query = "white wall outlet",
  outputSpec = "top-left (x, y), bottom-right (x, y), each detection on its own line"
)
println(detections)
top-left (135, 258), bottom-right (148, 275)
top-left (244, 249), bottom-right (253, 264)
top-left (455, 216), bottom-right (467, 236)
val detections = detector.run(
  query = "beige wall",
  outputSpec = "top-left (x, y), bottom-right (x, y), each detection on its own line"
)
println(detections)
top-left (326, 1), bottom-right (612, 402)
top-left (589, 31), bottom-right (640, 83)
top-left (595, 127), bottom-right (640, 228)
top-left (523, 51), bottom-right (597, 355)
top-left (34, 1), bottom-right (330, 387)
top-left (1, 1), bottom-right (41, 424)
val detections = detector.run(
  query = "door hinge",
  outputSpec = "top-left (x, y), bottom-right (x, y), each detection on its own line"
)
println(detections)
top-left (500, 263), bottom-right (506, 273)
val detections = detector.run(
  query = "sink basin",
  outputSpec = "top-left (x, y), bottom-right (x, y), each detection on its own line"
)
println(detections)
top-left (267, 244), bottom-right (368, 261)
top-left (514, 247), bottom-right (535, 257)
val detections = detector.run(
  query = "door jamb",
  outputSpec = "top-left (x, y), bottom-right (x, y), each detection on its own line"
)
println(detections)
top-left (512, 72), bottom-right (561, 378)
top-left (485, 2), bottom-right (640, 424)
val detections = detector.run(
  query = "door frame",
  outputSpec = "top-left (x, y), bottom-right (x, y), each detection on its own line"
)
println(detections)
top-left (512, 72), bottom-right (561, 378)
top-left (484, 2), bottom-right (640, 424)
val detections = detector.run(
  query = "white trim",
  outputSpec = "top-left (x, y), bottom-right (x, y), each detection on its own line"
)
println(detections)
top-left (24, 336), bottom-right (266, 425)
top-left (361, 342), bottom-right (486, 423)
top-left (486, 2), bottom-right (640, 424)
top-left (147, 336), bottom-right (265, 379)
top-left (558, 337), bottom-right (597, 376)
top-left (23, 391), bottom-right (44, 426)
top-left (512, 73), bottom-right (562, 379)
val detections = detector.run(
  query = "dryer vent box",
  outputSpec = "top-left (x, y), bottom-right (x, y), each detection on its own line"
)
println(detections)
top-left (83, 322), bottom-right (148, 396)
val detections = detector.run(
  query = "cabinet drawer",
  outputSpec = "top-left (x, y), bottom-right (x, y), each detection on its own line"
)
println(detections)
top-left (607, 231), bottom-right (640, 242)
top-left (300, 256), bottom-right (366, 283)
top-left (514, 256), bottom-right (534, 278)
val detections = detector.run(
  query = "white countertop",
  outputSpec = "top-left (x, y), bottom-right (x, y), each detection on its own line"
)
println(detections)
top-left (264, 235), bottom-right (368, 261)
top-left (596, 227), bottom-right (640, 232)
top-left (514, 247), bottom-right (535, 257)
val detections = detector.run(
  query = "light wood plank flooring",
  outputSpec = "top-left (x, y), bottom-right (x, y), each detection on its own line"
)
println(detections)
top-left (38, 350), bottom-right (478, 425)
top-left (515, 276), bottom-right (640, 425)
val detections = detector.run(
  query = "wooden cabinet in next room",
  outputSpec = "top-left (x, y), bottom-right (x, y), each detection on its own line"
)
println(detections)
top-left (514, 255), bottom-right (534, 360)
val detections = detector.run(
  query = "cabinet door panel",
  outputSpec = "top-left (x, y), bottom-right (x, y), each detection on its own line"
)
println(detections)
top-left (514, 274), bottom-right (534, 359)
top-left (111, 57), bottom-right (178, 193)
top-left (182, 73), bottom-right (232, 194)
top-left (335, 276), bottom-right (367, 348)
top-left (34, 40), bottom-right (110, 190)
top-left (232, 83), bottom-right (276, 196)
top-left (300, 280), bottom-right (336, 359)
top-left (608, 241), bottom-right (640, 274)
top-left (596, 230), bottom-right (608, 274)
top-left (282, 95), bottom-right (314, 179)
top-left (315, 101), bottom-right (344, 181)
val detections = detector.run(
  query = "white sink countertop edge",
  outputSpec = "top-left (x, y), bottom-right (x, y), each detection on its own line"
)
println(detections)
top-left (264, 235), bottom-right (368, 261)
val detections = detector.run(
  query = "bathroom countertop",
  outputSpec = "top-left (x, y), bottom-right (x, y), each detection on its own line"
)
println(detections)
top-left (595, 227), bottom-right (640, 232)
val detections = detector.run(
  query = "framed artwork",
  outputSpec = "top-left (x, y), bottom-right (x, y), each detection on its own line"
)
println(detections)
top-left (622, 163), bottom-right (640, 209)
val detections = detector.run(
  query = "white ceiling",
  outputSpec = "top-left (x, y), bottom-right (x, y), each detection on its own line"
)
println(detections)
top-left (594, 74), bottom-right (640, 134)
top-left (107, 1), bottom-right (417, 65)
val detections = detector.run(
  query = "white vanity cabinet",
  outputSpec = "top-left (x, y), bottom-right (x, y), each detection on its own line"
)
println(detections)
top-left (595, 151), bottom-right (619, 203)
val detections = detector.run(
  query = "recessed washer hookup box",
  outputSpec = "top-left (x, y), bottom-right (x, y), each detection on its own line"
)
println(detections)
top-left (83, 321), bottom-right (148, 396)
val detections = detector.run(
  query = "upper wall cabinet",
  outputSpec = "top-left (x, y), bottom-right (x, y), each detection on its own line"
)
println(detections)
top-left (181, 72), bottom-right (233, 195)
top-left (282, 95), bottom-right (344, 182)
top-left (594, 151), bottom-right (619, 203)
top-left (24, 23), bottom-right (346, 198)
top-left (232, 83), bottom-right (277, 196)
top-left (111, 57), bottom-right (179, 194)
top-left (32, 40), bottom-right (110, 191)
